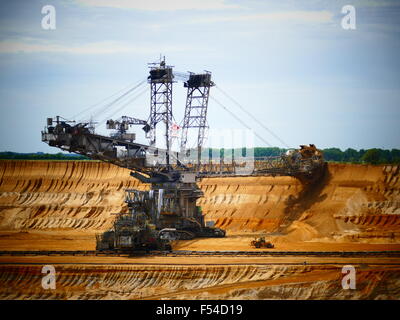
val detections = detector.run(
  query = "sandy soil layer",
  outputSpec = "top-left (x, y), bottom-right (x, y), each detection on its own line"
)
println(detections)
top-left (1, 160), bottom-right (399, 245)
top-left (0, 160), bottom-right (146, 234)
top-left (0, 160), bottom-right (399, 299)
top-left (199, 163), bottom-right (400, 242)
top-left (0, 256), bottom-right (399, 299)
top-left (1, 254), bottom-right (400, 265)
top-left (1, 231), bottom-right (399, 252)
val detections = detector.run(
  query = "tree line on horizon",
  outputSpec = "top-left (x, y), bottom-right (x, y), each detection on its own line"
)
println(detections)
top-left (204, 147), bottom-right (400, 165)
top-left (318, 148), bottom-right (400, 165)
top-left (0, 152), bottom-right (89, 161)
top-left (1, 148), bottom-right (399, 164)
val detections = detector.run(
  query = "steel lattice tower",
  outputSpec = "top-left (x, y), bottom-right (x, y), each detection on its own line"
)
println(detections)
top-left (147, 58), bottom-right (174, 165)
top-left (180, 72), bottom-right (214, 165)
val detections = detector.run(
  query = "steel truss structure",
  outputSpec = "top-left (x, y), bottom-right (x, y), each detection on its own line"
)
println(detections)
top-left (180, 72), bottom-right (214, 165)
top-left (148, 59), bottom-right (174, 167)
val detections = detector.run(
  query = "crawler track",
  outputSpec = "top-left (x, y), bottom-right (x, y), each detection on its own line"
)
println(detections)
top-left (0, 250), bottom-right (400, 257)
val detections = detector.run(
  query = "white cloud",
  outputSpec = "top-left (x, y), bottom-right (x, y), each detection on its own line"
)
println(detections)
top-left (0, 41), bottom-right (192, 54)
top-left (76, 0), bottom-right (239, 11)
top-left (192, 10), bottom-right (334, 25)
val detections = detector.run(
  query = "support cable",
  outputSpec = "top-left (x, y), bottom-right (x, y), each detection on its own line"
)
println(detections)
top-left (70, 79), bottom-right (147, 120)
top-left (210, 95), bottom-right (273, 147)
top-left (97, 87), bottom-right (149, 127)
top-left (215, 85), bottom-right (291, 149)
top-left (91, 79), bottom-right (147, 120)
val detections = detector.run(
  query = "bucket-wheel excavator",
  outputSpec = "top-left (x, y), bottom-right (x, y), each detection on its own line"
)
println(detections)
top-left (42, 57), bottom-right (324, 252)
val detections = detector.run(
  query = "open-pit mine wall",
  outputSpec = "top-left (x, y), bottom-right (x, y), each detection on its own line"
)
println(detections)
top-left (0, 160), bottom-right (399, 242)
top-left (0, 160), bottom-right (146, 233)
top-left (1, 263), bottom-right (399, 300)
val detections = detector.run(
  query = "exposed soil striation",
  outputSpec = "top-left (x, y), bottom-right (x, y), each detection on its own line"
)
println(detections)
top-left (0, 263), bottom-right (398, 300)
top-left (0, 160), bottom-right (399, 246)
top-left (199, 163), bottom-right (400, 243)
top-left (0, 160), bottom-right (146, 233)
top-left (0, 160), bottom-right (399, 300)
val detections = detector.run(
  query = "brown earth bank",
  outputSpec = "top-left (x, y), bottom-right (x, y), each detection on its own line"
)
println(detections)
top-left (0, 160), bottom-right (399, 250)
top-left (200, 163), bottom-right (400, 243)
top-left (0, 160), bottom-right (399, 300)
top-left (0, 261), bottom-right (399, 300)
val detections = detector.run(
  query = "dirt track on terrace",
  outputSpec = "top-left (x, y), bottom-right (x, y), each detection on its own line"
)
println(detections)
top-left (0, 160), bottom-right (399, 299)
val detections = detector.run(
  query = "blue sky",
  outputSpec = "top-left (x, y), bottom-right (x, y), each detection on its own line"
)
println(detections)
top-left (0, 0), bottom-right (399, 152)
